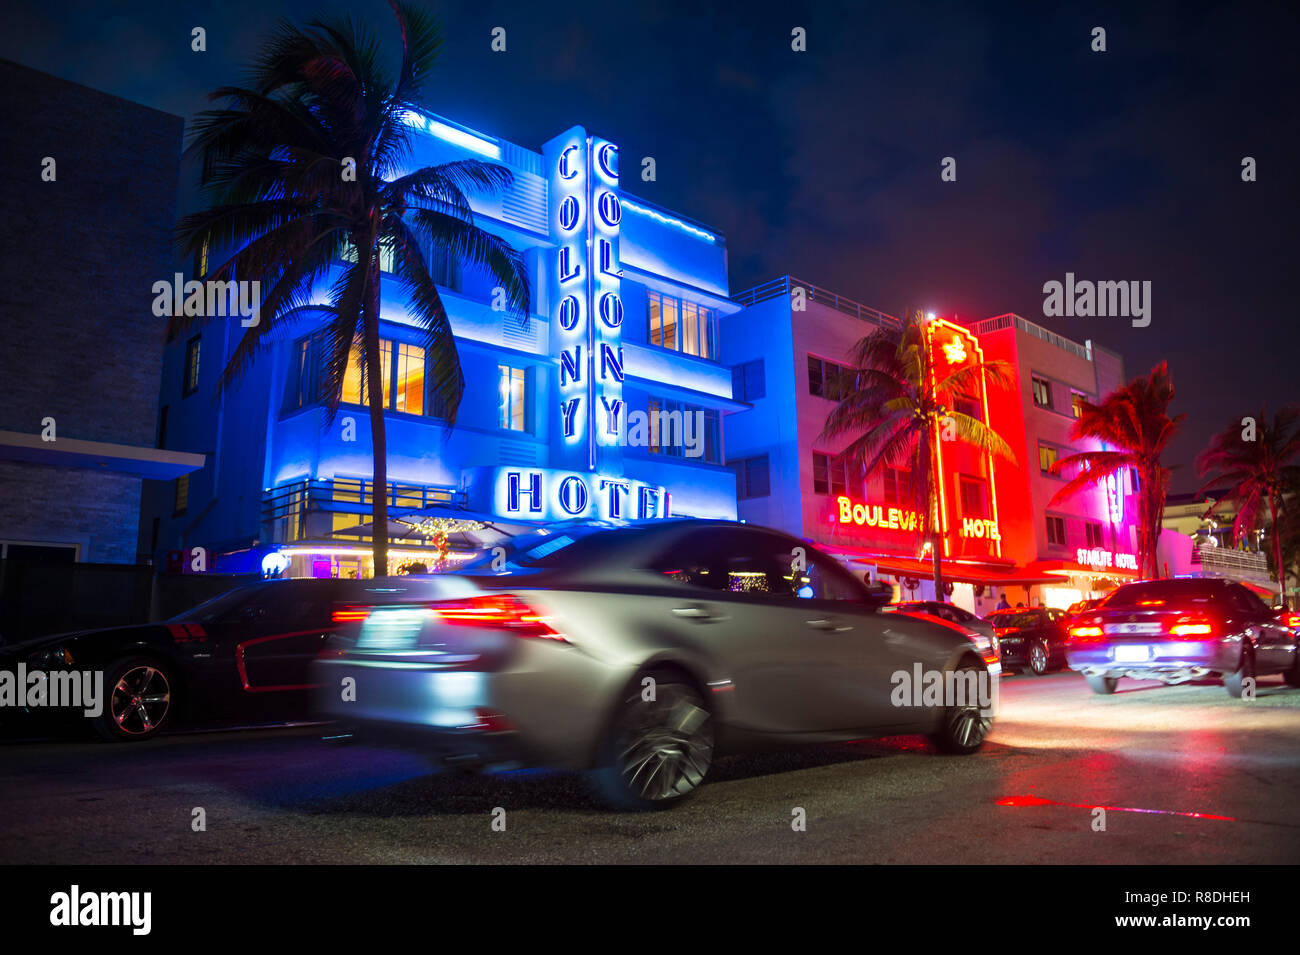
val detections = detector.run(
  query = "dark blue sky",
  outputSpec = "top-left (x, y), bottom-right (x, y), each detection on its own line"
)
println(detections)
top-left (4, 0), bottom-right (1295, 490)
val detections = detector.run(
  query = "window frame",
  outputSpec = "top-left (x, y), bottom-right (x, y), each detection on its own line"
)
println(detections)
top-left (182, 335), bottom-right (201, 398)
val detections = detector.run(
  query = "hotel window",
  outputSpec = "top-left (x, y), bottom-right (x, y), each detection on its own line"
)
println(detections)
top-left (173, 473), bottom-right (190, 516)
top-left (812, 452), bottom-right (849, 496)
top-left (1071, 390), bottom-right (1088, 418)
top-left (1031, 376), bottom-right (1052, 409)
top-left (1046, 515), bottom-right (1067, 546)
top-left (648, 290), bottom-right (716, 359)
top-left (183, 335), bottom-right (201, 397)
top-left (808, 355), bottom-right (855, 401)
top-left (1085, 521), bottom-right (1105, 548)
top-left (959, 476), bottom-right (988, 518)
top-left (498, 365), bottom-right (528, 431)
top-left (954, 393), bottom-right (981, 420)
top-left (883, 466), bottom-right (910, 505)
top-left (156, 405), bottom-right (169, 449)
top-left (1129, 467), bottom-right (1140, 492)
top-left (292, 334), bottom-right (439, 418)
top-left (730, 454), bottom-right (771, 500)
top-left (647, 398), bottom-right (721, 463)
top-left (731, 359), bottom-right (766, 401)
top-left (341, 238), bottom-right (396, 273)
top-left (1038, 442), bottom-right (1059, 476)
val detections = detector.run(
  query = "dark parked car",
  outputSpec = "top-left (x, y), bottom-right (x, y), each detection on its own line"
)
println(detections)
top-left (985, 607), bottom-right (1071, 675)
top-left (315, 520), bottom-right (999, 809)
top-left (882, 601), bottom-right (998, 658)
top-left (0, 578), bottom-right (349, 740)
top-left (1066, 578), bottom-right (1300, 697)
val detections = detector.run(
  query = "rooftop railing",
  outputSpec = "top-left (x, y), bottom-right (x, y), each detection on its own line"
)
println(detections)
top-left (732, 276), bottom-right (899, 328)
top-left (967, 313), bottom-right (1092, 361)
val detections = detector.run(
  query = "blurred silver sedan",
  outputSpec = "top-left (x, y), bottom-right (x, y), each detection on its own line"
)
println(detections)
top-left (314, 520), bottom-right (998, 809)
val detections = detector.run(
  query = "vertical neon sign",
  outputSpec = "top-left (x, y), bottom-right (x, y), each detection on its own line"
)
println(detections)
top-left (545, 129), bottom-right (623, 474)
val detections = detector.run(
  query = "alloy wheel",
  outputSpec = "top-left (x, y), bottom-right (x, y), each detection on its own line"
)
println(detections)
top-left (1029, 641), bottom-right (1049, 675)
top-left (615, 682), bottom-right (713, 804)
top-left (110, 665), bottom-right (171, 736)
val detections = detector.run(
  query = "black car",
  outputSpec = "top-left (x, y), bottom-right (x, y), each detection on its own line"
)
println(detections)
top-left (985, 607), bottom-right (1072, 675)
top-left (0, 578), bottom-right (348, 741)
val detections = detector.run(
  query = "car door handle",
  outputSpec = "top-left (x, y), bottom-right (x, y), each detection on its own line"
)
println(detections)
top-left (673, 605), bottom-right (715, 621)
top-left (806, 618), bottom-right (853, 632)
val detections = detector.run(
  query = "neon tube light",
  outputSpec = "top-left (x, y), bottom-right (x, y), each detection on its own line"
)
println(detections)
top-left (400, 111), bottom-right (501, 159)
top-left (620, 199), bottom-right (717, 243)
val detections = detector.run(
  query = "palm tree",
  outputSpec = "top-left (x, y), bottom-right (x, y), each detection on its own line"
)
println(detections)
top-left (1196, 405), bottom-right (1300, 607)
top-left (821, 310), bottom-right (1018, 600)
top-left (170, 1), bottom-right (530, 576)
top-left (1050, 362), bottom-right (1183, 579)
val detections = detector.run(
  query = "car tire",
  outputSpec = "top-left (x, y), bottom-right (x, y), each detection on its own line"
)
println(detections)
top-left (929, 660), bottom-right (992, 755)
top-left (1284, 650), bottom-right (1300, 688)
top-left (591, 671), bottom-right (714, 810)
top-left (1086, 674), bottom-right (1118, 695)
top-left (1027, 640), bottom-right (1051, 676)
top-left (1224, 647), bottom-right (1255, 699)
top-left (93, 655), bottom-right (175, 742)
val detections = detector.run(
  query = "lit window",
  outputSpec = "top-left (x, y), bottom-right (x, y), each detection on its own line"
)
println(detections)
top-left (1038, 443), bottom-right (1059, 475)
top-left (183, 335), bottom-right (201, 397)
top-left (1071, 390), bottom-right (1087, 418)
top-left (647, 398), bottom-right (720, 463)
top-left (1032, 376), bottom-right (1052, 409)
top-left (498, 365), bottom-right (527, 431)
top-left (394, 343), bottom-right (425, 415)
top-left (647, 290), bottom-right (714, 358)
top-left (173, 473), bottom-right (190, 516)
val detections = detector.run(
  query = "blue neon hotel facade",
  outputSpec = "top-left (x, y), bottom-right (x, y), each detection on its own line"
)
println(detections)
top-left (143, 113), bottom-right (746, 577)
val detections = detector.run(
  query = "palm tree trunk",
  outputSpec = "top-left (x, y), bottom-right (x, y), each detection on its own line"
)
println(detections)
top-left (1269, 495), bottom-right (1285, 608)
top-left (362, 261), bottom-right (389, 577)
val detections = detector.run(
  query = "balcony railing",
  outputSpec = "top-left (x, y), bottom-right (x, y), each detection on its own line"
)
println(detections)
top-left (1191, 546), bottom-right (1272, 579)
top-left (732, 276), bottom-right (899, 328)
top-left (967, 313), bottom-right (1091, 361)
top-left (262, 478), bottom-right (464, 544)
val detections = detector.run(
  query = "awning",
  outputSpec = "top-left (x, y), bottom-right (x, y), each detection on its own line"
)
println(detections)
top-left (853, 555), bottom-right (1058, 587)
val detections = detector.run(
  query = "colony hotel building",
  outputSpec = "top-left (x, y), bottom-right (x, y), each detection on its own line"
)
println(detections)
top-left (143, 113), bottom-right (744, 577)
top-left (723, 279), bottom-right (1143, 615)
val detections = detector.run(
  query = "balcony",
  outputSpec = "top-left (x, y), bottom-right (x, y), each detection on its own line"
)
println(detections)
top-left (732, 276), bottom-right (899, 328)
top-left (1190, 545), bottom-right (1273, 582)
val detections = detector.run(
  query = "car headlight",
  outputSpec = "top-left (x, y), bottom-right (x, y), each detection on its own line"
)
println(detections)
top-left (26, 647), bottom-right (74, 668)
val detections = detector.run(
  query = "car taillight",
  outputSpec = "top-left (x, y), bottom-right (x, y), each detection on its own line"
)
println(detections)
top-left (1280, 612), bottom-right (1300, 629)
top-left (1069, 625), bottom-right (1104, 642)
top-left (332, 606), bottom-right (370, 623)
top-left (1167, 615), bottom-right (1213, 637)
top-left (432, 594), bottom-right (566, 640)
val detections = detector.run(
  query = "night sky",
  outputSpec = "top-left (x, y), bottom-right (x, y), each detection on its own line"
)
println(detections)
top-left (4, 0), bottom-right (1295, 490)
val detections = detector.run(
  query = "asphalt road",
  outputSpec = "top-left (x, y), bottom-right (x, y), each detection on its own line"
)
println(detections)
top-left (3, 670), bottom-right (1299, 864)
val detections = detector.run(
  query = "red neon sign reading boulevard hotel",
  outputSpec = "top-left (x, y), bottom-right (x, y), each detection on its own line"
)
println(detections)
top-left (835, 496), bottom-right (1001, 540)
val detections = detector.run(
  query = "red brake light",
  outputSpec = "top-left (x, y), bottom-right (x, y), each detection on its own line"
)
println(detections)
top-left (1168, 615), bottom-right (1213, 637)
top-left (332, 606), bottom-right (370, 623)
top-left (433, 594), bottom-right (565, 640)
top-left (1281, 612), bottom-right (1300, 629)
top-left (1069, 625), bottom-right (1104, 642)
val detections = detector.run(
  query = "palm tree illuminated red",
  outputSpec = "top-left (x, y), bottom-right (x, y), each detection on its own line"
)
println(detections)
top-left (1050, 362), bottom-right (1183, 579)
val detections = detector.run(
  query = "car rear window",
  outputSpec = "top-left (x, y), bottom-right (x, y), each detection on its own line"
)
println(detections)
top-left (1103, 580), bottom-right (1226, 610)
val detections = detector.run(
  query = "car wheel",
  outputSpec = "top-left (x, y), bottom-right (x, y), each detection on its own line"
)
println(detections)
top-left (1027, 640), bottom-right (1050, 675)
top-left (592, 673), bottom-right (713, 810)
top-left (1086, 674), bottom-right (1118, 695)
top-left (1284, 650), bottom-right (1300, 688)
top-left (929, 660), bottom-right (992, 755)
top-left (94, 656), bottom-right (174, 742)
top-left (1224, 647), bottom-right (1255, 699)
